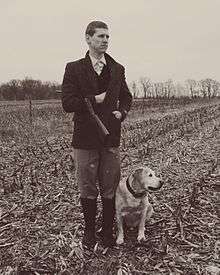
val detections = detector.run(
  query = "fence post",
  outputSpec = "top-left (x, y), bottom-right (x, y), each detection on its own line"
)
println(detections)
top-left (29, 99), bottom-right (32, 124)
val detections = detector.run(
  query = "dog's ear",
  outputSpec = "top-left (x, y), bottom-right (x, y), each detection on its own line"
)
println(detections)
top-left (132, 168), bottom-right (144, 190)
top-left (133, 168), bottom-right (144, 180)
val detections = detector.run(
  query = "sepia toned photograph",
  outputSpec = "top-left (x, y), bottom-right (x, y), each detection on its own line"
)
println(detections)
top-left (0, 0), bottom-right (219, 274)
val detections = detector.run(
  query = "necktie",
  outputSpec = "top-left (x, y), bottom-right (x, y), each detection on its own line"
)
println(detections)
top-left (94, 61), bottom-right (104, 75)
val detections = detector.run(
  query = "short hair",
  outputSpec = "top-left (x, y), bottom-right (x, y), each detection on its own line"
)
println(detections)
top-left (85, 21), bottom-right (108, 36)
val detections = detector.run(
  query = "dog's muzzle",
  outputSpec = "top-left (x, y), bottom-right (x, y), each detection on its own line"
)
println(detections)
top-left (148, 180), bottom-right (164, 191)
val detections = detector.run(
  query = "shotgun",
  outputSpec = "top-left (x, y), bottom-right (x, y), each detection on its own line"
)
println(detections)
top-left (84, 98), bottom-right (109, 143)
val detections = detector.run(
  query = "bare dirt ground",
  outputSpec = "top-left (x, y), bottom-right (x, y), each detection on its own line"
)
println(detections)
top-left (0, 99), bottom-right (219, 274)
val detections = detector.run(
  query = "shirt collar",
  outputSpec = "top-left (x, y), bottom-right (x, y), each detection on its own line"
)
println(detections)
top-left (89, 54), bottom-right (106, 67)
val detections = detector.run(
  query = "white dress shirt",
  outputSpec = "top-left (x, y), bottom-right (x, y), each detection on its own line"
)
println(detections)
top-left (89, 54), bottom-right (106, 75)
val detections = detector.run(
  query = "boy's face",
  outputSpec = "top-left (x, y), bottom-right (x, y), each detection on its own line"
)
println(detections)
top-left (86, 28), bottom-right (109, 54)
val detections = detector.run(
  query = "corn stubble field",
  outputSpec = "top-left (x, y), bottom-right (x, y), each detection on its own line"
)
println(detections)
top-left (0, 98), bottom-right (219, 275)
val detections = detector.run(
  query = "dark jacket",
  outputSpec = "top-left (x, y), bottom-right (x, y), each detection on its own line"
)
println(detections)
top-left (61, 51), bottom-right (132, 149)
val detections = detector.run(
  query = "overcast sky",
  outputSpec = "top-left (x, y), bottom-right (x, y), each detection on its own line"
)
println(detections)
top-left (0, 0), bottom-right (219, 85)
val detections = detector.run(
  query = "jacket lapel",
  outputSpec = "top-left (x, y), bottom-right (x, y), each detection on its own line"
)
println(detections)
top-left (102, 53), bottom-right (119, 108)
top-left (81, 52), bottom-right (99, 94)
top-left (106, 54), bottom-right (117, 92)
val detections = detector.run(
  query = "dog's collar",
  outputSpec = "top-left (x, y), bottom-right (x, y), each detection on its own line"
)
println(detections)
top-left (126, 177), bottom-right (147, 198)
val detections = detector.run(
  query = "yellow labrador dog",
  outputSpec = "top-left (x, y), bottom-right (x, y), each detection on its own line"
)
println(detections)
top-left (115, 167), bottom-right (163, 245)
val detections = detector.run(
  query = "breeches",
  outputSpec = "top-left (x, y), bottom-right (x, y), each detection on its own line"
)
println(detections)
top-left (73, 147), bottom-right (120, 199)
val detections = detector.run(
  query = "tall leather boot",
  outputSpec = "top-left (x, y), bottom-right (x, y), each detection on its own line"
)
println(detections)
top-left (101, 197), bottom-right (116, 248)
top-left (80, 198), bottom-right (97, 249)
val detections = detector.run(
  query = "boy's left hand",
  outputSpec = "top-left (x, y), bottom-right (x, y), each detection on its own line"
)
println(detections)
top-left (112, 111), bottom-right (122, 120)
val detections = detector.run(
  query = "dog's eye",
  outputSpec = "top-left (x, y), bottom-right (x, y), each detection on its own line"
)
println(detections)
top-left (149, 174), bottom-right (153, 177)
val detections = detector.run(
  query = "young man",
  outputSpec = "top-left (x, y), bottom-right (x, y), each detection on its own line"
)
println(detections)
top-left (61, 21), bottom-right (132, 248)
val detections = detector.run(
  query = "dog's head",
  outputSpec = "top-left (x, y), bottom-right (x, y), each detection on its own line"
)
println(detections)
top-left (131, 167), bottom-right (163, 192)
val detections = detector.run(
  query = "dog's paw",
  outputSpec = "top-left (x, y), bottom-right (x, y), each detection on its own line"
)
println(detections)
top-left (116, 236), bottom-right (124, 245)
top-left (137, 235), bottom-right (146, 242)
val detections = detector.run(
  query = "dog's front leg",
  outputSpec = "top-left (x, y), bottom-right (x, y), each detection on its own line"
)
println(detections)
top-left (137, 209), bottom-right (147, 242)
top-left (137, 204), bottom-right (153, 242)
top-left (116, 212), bottom-right (124, 245)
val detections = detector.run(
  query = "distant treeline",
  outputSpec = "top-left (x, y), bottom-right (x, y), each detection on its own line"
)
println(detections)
top-left (0, 77), bottom-right (61, 101)
top-left (130, 77), bottom-right (220, 99)
top-left (0, 76), bottom-right (220, 101)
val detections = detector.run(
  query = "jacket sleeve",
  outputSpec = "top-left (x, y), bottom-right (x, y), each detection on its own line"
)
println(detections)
top-left (61, 63), bottom-right (96, 113)
top-left (118, 66), bottom-right (133, 121)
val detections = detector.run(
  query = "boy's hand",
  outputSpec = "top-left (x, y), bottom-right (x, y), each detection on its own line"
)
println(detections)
top-left (112, 111), bottom-right (122, 120)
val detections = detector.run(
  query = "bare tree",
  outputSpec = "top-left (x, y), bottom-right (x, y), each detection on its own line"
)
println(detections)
top-left (212, 80), bottom-right (220, 97)
top-left (139, 77), bottom-right (151, 98)
top-left (0, 79), bottom-right (22, 100)
top-left (185, 79), bottom-right (197, 98)
top-left (200, 78), bottom-right (217, 98)
top-left (130, 81), bottom-right (139, 99)
top-left (165, 79), bottom-right (175, 98)
top-left (153, 82), bottom-right (164, 98)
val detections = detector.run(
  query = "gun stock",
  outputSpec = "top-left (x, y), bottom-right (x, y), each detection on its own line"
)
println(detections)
top-left (84, 98), bottom-right (109, 143)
